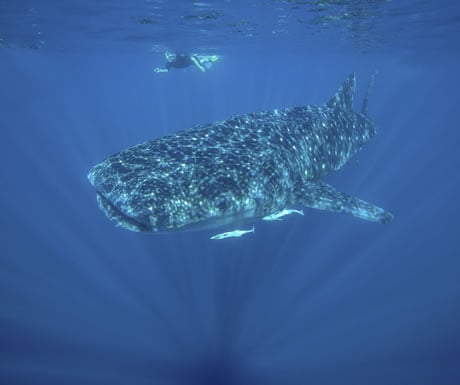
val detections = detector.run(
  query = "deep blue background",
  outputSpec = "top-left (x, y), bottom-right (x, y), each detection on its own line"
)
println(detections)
top-left (1, 45), bottom-right (460, 384)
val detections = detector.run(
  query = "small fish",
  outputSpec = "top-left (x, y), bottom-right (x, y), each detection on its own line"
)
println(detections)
top-left (262, 209), bottom-right (304, 221)
top-left (210, 226), bottom-right (255, 240)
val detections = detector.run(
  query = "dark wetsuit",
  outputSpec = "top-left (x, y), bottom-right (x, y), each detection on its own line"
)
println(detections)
top-left (165, 54), bottom-right (194, 70)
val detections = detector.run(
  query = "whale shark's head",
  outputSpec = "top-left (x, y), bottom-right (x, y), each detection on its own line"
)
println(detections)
top-left (87, 159), bottom-right (156, 232)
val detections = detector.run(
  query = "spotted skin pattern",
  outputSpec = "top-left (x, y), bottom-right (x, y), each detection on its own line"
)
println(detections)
top-left (88, 73), bottom-right (393, 233)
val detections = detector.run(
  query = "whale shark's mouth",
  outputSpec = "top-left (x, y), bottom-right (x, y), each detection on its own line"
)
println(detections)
top-left (96, 192), bottom-right (256, 234)
top-left (96, 193), bottom-right (151, 232)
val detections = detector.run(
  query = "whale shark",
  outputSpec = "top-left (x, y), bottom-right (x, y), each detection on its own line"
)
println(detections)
top-left (88, 73), bottom-right (393, 234)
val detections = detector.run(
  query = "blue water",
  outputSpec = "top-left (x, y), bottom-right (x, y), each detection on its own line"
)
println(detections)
top-left (1, 1), bottom-right (460, 384)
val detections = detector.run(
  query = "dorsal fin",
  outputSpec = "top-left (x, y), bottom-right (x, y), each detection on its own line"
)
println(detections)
top-left (327, 73), bottom-right (356, 111)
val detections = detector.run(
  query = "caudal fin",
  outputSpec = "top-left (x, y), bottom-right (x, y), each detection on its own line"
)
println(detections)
top-left (327, 73), bottom-right (356, 111)
top-left (361, 71), bottom-right (378, 116)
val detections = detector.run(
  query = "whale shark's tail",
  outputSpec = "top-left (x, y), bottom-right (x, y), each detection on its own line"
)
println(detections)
top-left (361, 71), bottom-right (378, 116)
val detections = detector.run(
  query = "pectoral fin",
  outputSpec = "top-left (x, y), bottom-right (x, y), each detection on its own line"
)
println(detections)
top-left (297, 182), bottom-right (393, 223)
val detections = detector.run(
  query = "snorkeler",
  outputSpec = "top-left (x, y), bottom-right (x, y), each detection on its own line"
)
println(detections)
top-left (154, 52), bottom-right (220, 73)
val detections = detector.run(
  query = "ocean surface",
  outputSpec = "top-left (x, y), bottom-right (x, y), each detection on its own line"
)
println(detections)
top-left (1, 1), bottom-right (460, 384)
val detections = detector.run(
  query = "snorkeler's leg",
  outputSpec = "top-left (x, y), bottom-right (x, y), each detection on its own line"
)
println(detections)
top-left (190, 55), bottom-right (206, 72)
